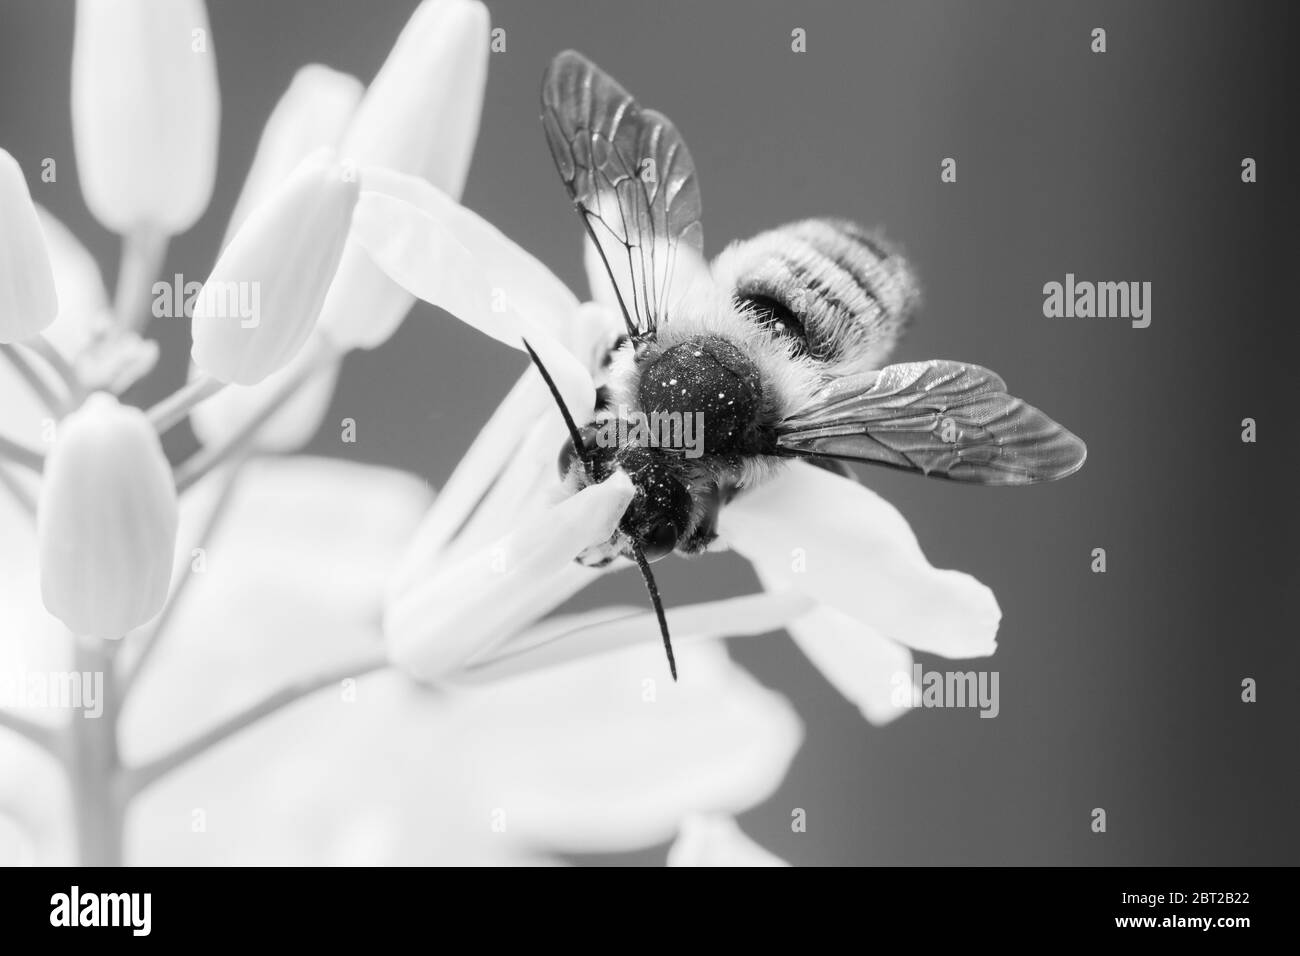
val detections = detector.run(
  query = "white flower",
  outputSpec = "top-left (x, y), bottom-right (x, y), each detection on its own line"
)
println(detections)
top-left (222, 65), bottom-right (364, 250)
top-left (356, 172), bottom-right (1002, 722)
top-left (316, 0), bottom-right (491, 351)
top-left (195, 64), bottom-right (364, 452)
top-left (667, 814), bottom-right (790, 867)
top-left (1, 458), bottom-right (802, 865)
top-left (37, 393), bottom-right (177, 638)
top-left (0, 149), bottom-right (58, 344)
top-left (190, 150), bottom-right (359, 386)
top-left (189, 1), bottom-right (491, 449)
top-left (71, 0), bottom-right (219, 236)
top-left (1, 5), bottom-right (805, 866)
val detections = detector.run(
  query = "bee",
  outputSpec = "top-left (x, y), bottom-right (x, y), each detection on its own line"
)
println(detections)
top-left (532, 51), bottom-right (1086, 678)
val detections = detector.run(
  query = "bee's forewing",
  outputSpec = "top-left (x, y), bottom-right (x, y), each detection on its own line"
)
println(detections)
top-left (541, 50), bottom-right (704, 340)
top-left (775, 360), bottom-right (1087, 485)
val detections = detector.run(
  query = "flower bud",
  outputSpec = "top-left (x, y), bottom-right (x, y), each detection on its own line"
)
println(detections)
top-left (341, 0), bottom-right (488, 198)
top-left (223, 65), bottom-right (363, 249)
top-left (71, 0), bottom-right (220, 235)
top-left (191, 150), bottom-right (358, 386)
top-left (316, 0), bottom-right (489, 351)
top-left (38, 393), bottom-right (178, 638)
top-left (0, 149), bottom-right (58, 344)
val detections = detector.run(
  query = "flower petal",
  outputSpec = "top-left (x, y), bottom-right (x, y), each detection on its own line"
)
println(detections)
top-left (719, 461), bottom-right (1001, 658)
top-left (119, 456), bottom-right (432, 762)
top-left (772, 600), bottom-right (915, 727)
top-left (71, 0), bottom-right (219, 235)
top-left (35, 206), bottom-right (109, 355)
top-left (357, 167), bottom-right (581, 338)
top-left (387, 369), bottom-right (547, 599)
top-left (339, 0), bottom-right (488, 199)
top-left (667, 813), bottom-right (791, 866)
top-left (384, 472), bottom-right (634, 681)
top-left (453, 640), bottom-right (802, 854)
top-left (582, 233), bottom-right (713, 331)
top-left (191, 150), bottom-right (358, 385)
top-left (224, 64), bottom-right (363, 249)
top-left (313, 0), bottom-right (490, 351)
top-left (583, 235), bottom-right (620, 313)
top-left (352, 173), bottom-right (591, 420)
top-left (128, 670), bottom-right (541, 865)
top-left (38, 393), bottom-right (177, 638)
top-left (461, 589), bottom-right (815, 683)
top-left (0, 150), bottom-right (58, 344)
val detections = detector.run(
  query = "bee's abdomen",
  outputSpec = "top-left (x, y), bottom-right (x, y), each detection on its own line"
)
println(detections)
top-left (712, 218), bottom-right (919, 372)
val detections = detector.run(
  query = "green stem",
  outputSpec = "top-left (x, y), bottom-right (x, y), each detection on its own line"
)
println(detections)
top-left (0, 432), bottom-right (44, 472)
top-left (121, 459), bottom-right (247, 700)
top-left (0, 705), bottom-right (62, 757)
top-left (0, 465), bottom-right (36, 517)
top-left (145, 372), bottom-right (226, 435)
top-left (68, 636), bottom-right (125, 866)
top-left (115, 228), bottom-right (169, 334)
top-left (122, 656), bottom-right (389, 797)
top-left (0, 343), bottom-right (68, 415)
top-left (172, 343), bottom-right (335, 494)
top-left (26, 336), bottom-right (85, 406)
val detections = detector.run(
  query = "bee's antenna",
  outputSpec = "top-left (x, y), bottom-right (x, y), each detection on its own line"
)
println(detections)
top-left (521, 338), bottom-right (589, 477)
top-left (522, 338), bottom-right (678, 681)
top-left (631, 543), bottom-right (677, 681)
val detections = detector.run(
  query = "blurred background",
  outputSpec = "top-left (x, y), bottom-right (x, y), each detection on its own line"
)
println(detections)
top-left (2, 0), bottom-right (1294, 865)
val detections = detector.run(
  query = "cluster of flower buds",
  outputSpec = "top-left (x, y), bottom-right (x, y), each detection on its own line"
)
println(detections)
top-left (0, 0), bottom-right (490, 641)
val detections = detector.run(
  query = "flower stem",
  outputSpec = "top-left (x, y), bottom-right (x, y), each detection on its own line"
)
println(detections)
top-left (122, 656), bottom-right (389, 797)
top-left (0, 705), bottom-right (62, 757)
top-left (114, 228), bottom-right (168, 333)
top-left (0, 432), bottom-right (44, 472)
top-left (172, 342), bottom-right (336, 494)
top-left (121, 459), bottom-right (247, 700)
top-left (0, 465), bottom-right (37, 517)
top-left (68, 636), bottom-right (126, 866)
top-left (27, 336), bottom-right (85, 406)
top-left (0, 343), bottom-right (68, 415)
top-left (145, 372), bottom-right (226, 435)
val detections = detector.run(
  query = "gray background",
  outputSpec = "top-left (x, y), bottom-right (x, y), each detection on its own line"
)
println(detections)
top-left (2, 0), bottom-right (1295, 865)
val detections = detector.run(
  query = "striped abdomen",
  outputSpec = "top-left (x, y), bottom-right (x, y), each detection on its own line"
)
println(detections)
top-left (710, 218), bottom-right (920, 374)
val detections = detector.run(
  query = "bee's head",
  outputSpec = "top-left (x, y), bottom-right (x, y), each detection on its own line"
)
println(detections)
top-left (555, 425), bottom-right (689, 562)
top-left (613, 445), bottom-right (693, 562)
top-left (524, 338), bottom-right (682, 680)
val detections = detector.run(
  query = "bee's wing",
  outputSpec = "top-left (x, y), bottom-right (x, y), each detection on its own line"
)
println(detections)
top-left (542, 50), bottom-right (704, 341)
top-left (775, 361), bottom-right (1087, 485)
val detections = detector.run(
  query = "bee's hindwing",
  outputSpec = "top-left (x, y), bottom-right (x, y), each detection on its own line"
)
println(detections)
top-left (711, 218), bottom-right (920, 373)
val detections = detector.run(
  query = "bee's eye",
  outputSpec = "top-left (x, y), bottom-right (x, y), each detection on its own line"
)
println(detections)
top-left (638, 519), bottom-right (678, 563)
top-left (557, 424), bottom-right (602, 477)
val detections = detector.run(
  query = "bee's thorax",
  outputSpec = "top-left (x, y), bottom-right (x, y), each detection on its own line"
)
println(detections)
top-left (637, 335), bottom-right (766, 456)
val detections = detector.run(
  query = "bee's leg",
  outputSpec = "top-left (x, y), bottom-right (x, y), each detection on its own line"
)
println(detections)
top-left (577, 534), bottom-right (623, 568)
top-left (679, 483), bottom-right (723, 556)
